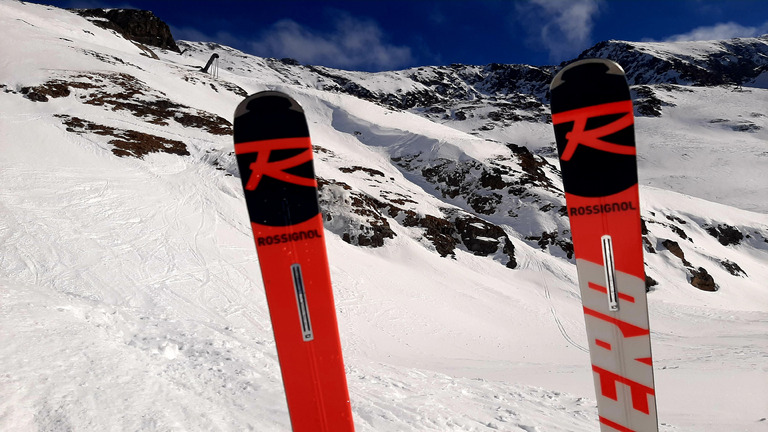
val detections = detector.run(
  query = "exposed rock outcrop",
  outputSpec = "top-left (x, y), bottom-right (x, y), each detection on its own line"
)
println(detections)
top-left (23, 72), bottom-right (231, 136)
top-left (705, 224), bottom-right (744, 246)
top-left (55, 115), bottom-right (188, 158)
top-left (316, 178), bottom-right (518, 268)
top-left (578, 37), bottom-right (768, 87)
top-left (690, 267), bottom-right (717, 292)
top-left (73, 8), bottom-right (180, 52)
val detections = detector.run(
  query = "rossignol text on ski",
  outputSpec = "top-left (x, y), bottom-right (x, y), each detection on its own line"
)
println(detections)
top-left (551, 59), bottom-right (659, 432)
top-left (233, 91), bottom-right (355, 432)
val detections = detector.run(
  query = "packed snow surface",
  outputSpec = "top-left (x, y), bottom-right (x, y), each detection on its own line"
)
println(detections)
top-left (1, 1), bottom-right (767, 431)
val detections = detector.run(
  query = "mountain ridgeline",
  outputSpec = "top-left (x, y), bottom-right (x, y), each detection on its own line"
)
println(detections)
top-left (13, 6), bottom-right (768, 294)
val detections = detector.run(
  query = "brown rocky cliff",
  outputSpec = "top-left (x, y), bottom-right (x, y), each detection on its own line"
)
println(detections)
top-left (73, 8), bottom-right (180, 53)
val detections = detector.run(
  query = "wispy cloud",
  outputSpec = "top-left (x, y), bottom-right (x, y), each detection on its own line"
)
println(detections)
top-left (249, 14), bottom-right (414, 71)
top-left (169, 13), bottom-right (414, 71)
top-left (663, 21), bottom-right (768, 42)
top-left (516, 0), bottom-right (603, 63)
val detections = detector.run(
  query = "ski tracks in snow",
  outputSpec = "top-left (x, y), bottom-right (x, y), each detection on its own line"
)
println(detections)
top-left (524, 247), bottom-right (588, 354)
top-left (347, 363), bottom-right (597, 432)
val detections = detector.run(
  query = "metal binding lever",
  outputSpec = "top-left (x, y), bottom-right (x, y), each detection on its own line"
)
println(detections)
top-left (291, 263), bottom-right (314, 341)
top-left (601, 235), bottom-right (620, 311)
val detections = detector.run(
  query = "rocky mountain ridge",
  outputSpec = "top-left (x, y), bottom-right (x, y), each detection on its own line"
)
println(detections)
top-left (73, 8), bottom-right (180, 53)
top-left (237, 35), bottom-right (768, 120)
top-left (6, 5), bottom-right (768, 293)
top-left (581, 36), bottom-right (768, 87)
top-left (175, 35), bottom-right (768, 293)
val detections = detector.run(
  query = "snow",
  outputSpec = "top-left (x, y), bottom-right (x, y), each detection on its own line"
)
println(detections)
top-left (634, 86), bottom-right (768, 214)
top-left (629, 37), bottom-right (765, 63)
top-left (1, 1), bottom-right (767, 431)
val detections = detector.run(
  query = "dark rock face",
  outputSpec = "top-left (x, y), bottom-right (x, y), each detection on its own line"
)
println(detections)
top-left (660, 239), bottom-right (720, 291)
top-left (645, 275), bottom-right (658, 292)
top-left (307, 62), bottom-right (553, 123)
top-left (705, 224), bottom-right (744, 246)
top-left (690, 267), bottom-right (717, 292)
top-left (455, 215), bottom-right (510, 254)
top-left (20, 82), bottom-right (71, 102)
top-left (317, 179), bottom-right (396, 249)
top-left (525, 231), bottom-right (573, 259)
top-left (720, 259), bottom-right (747, 277)
top-left (632, 86), bottom-right (670, 117)
top-left (408, 213), bottom-right (461, 258)
top-left (55, 115), bottom-right (188, 158)
top-left (73, 9), bottom-right (180, 52)
top-left (578, 37), bottom-right (768, 87)
top-left (23, 72), bottom-right (231, 136)
top-left (316, 177), bottom-right (517, 268)
top-left (662, 239), bottom-right (691, 267)
top-left (505, 143), bottom-right (555, 190)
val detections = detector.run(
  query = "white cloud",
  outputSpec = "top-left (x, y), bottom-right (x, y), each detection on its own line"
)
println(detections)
top-left (664, 21), bottom-right (768, 42)
top-left (517, 0), bottom-right (603, 63)
top-left (249, 14), bottom-right (413, 71)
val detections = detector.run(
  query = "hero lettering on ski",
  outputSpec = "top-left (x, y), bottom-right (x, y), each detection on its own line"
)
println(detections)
top-left (551, 58), bottom-right (659, 432)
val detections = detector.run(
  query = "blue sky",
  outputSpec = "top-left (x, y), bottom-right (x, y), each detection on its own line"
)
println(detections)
top-left (31, 0), bottom-right (768, 71)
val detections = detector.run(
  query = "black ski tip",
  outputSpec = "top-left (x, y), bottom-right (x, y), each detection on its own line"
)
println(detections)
top-left (551, 59), bottom-right (625, 91)
top-left (550, 59), bottom-right (630, 115)
top-left (234, 91), bottom-right (309, 143)
top-left (549, 58), bottom-right (638, 197)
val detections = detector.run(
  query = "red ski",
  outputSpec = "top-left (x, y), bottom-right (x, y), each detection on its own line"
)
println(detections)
top-left (234, 91), bottom-right (355, 432)
top-left (551, 59), bottom-right (659, 432)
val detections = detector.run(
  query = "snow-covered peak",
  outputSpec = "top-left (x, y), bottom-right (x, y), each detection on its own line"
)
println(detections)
top-left (578, 36), bottom-right (768, 87)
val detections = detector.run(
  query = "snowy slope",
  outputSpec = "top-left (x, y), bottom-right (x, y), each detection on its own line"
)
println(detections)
top-left (1, 1), bottom-right (767, 431)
